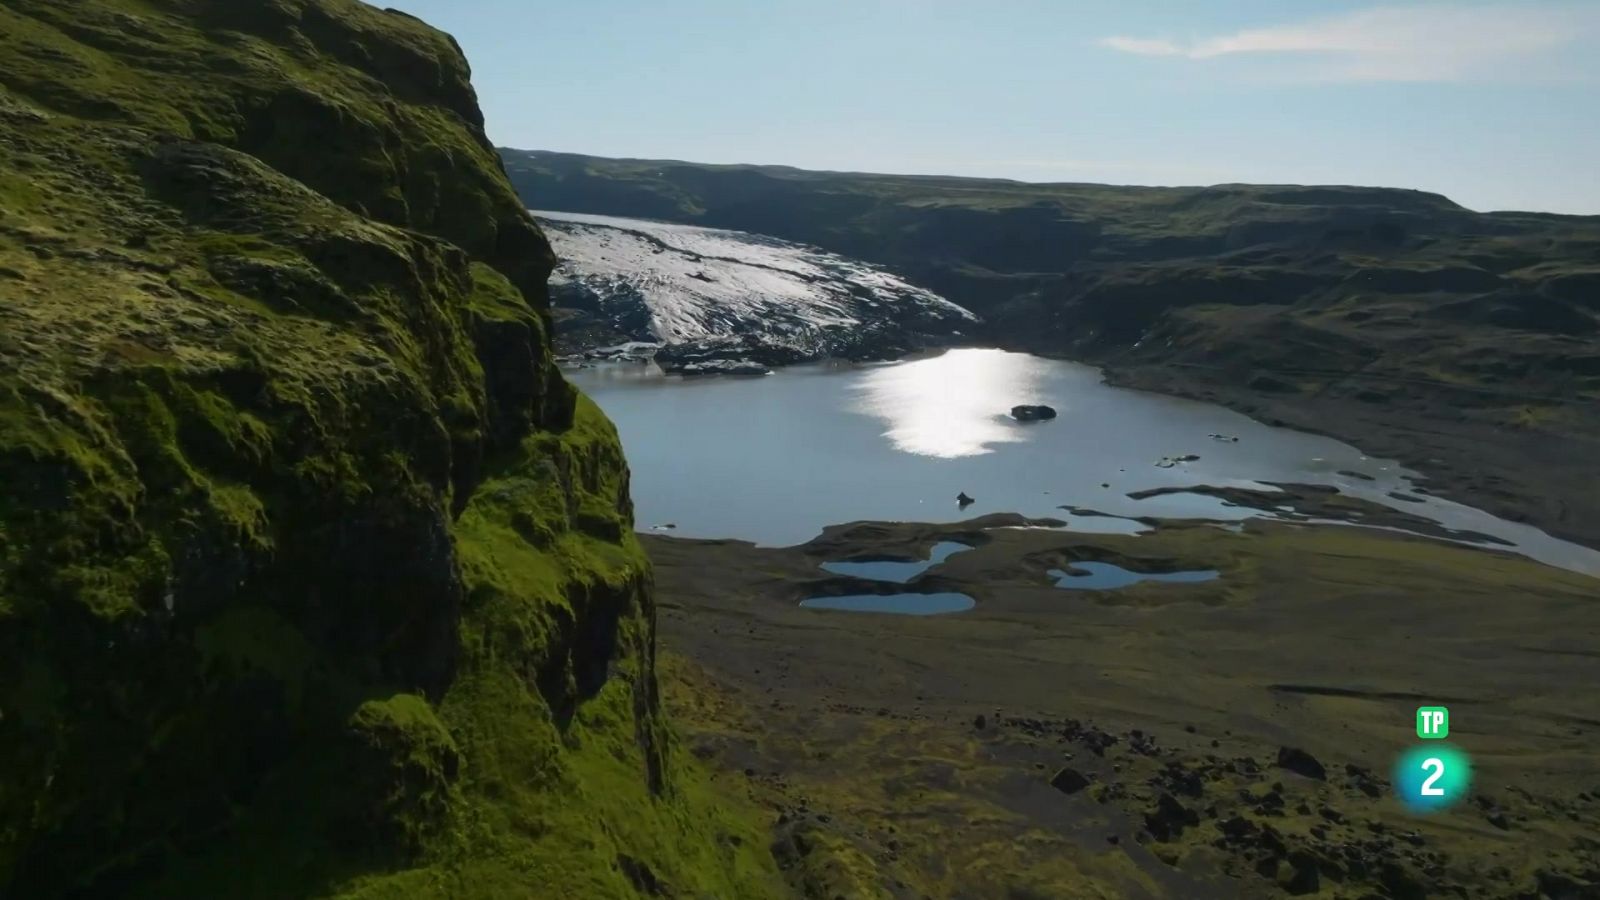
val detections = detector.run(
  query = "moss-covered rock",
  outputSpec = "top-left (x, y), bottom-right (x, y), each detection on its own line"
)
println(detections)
top-left (0, 2), bottom-right (781, 896)
top-left (343, 694), bottom-right (462, 855)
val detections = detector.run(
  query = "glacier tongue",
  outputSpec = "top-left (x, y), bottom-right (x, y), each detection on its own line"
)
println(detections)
top-left (534, 210), bottom-right (976, 368)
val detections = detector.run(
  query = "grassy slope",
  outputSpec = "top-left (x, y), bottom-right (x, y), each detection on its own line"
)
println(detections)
top-left (0, 3), bottom-right (780, 897)
top-left (649, 519), bottom-right (1600, 898)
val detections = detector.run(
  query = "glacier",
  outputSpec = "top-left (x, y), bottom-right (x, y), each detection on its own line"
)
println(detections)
top-left (534, 210), bottom-right (976, 372)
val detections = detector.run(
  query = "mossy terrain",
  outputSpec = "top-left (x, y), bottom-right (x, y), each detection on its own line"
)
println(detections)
top-left (649, 516), bottom-right (1600, 898)
top-left (0, 2), bottom-right (781, 896)
top-left (501, 149), bottom-right (1600, 548)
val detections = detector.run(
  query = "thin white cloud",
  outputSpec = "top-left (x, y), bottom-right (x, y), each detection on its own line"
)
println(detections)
top-left (1099, 2), bottom-right (1600, 82)
top-left (1099, 36), bottom-right (1183, 57)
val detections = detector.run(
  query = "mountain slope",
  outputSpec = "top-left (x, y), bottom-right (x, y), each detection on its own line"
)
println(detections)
top-left (502, 148), bottom-right (1600, 547)
top-left (0, 4), bottom-right (779, 897)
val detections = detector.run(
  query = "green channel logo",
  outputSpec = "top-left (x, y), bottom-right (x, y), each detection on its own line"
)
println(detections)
top-left (1415, 705), bottom-right (1449, 740)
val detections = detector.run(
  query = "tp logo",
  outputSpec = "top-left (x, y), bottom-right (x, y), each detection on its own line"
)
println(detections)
top-left (1416, 706), bottom-right (1449, 740)
top-left (1398, 705), bottom-right (1469, 812)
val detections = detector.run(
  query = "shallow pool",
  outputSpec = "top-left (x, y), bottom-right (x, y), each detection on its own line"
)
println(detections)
top-left (1049, 562), bottom-right (1221, 590)
top-left (819, 541), bottom-right (973, 583)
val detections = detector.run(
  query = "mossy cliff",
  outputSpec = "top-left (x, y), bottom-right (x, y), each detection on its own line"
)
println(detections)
top-left (0, 1), bottom-right (780, 896)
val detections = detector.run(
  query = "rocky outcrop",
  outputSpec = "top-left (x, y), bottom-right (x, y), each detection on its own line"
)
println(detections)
top-left (0, 2), bottom-right (774, 896)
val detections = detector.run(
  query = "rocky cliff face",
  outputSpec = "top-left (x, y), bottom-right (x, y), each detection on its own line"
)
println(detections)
top-left (0, 3), bottom-right (776, 896)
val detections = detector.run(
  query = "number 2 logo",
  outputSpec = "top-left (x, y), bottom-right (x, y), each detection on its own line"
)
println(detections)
top-left (1420, 757), bottom-right (1445, 796)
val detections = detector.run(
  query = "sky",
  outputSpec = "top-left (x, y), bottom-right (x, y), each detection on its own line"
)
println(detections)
top-left (381, 0), bottom-right (1600, 214)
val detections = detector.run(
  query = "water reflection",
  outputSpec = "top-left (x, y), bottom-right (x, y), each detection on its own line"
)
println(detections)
top-left (850, 349), bottom-right (1054, 457)
top-left (566, 349), bottom-right (1600, 576)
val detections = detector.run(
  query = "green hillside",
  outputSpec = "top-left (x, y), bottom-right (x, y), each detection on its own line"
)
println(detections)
top-left (0, 3), bottom-right (779, 896)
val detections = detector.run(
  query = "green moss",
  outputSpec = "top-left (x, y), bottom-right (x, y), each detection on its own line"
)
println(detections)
top-left (466, 262), bottom-right (530, 322)
top-left (280, 397), bottom-right (786, 899)
top-left (0, 0), bottom-right (778, 895)
top-left (194, 607), bottom-right (314, 710)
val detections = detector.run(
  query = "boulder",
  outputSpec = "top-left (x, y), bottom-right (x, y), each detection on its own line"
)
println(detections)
top-left (1276, 746), bottom-right (1327, 780)
top-left (1049, 767), bottom-right (1091, 795)
top-left (1011, 404), bottom-right (1057, 421)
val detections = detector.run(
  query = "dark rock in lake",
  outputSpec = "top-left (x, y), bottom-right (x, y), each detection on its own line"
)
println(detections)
top-left (957, 492), bottom-right (975, 509)
top-left (1010, 404), bottom-right (1057, 421)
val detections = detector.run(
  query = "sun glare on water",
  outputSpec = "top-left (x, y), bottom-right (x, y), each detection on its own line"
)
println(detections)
top-left (850, 348), bottom-right (1054, 458)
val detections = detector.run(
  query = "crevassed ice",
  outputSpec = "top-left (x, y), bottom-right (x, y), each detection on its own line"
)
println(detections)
top-left (534, 210), bottom-right (975, 344)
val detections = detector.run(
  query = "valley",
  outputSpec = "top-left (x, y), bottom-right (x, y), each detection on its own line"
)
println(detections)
top-left (504, 149), bottom-right (1600, 549)
top-left (520, 151), bottom-right (1600, 898)
top-left (564, 343), bottom-right (1600, 898)
top-left (1, 1), bottom-right (1595, 895)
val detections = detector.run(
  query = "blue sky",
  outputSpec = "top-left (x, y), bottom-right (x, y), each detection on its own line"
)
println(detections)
top-left (383, 1), bottom-right (1600, 214)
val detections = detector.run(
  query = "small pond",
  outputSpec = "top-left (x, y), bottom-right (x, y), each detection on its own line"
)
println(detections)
top-left (819, 541), bottom-right (972, 583)
top-left (1049, 562), bottom-right (1221, 590)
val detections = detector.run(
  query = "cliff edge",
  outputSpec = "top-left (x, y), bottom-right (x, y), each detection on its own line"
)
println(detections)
top-left (0, 2), bottom-right (777, 896)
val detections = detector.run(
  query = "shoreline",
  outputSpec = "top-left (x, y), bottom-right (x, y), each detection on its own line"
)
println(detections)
top-left (565, 337), bottom-right (1600, 556)
top-left (1091, 357), bottom-right (1600, 552)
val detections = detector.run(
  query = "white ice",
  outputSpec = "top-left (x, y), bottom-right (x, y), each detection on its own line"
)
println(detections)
top-left (534, 210), bottom-right (975, 344)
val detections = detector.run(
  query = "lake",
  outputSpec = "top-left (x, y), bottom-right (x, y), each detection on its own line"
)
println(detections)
top-left (567, 348), bottom-right (1600, 576)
